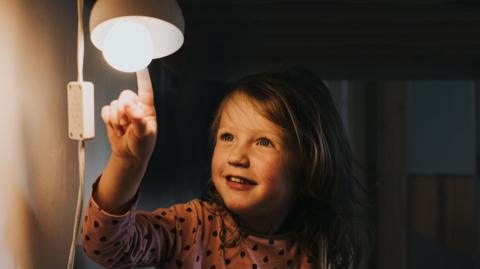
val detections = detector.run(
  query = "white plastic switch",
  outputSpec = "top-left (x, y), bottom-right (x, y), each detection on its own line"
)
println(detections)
top-left (67, 81), bottom-right (95, 140)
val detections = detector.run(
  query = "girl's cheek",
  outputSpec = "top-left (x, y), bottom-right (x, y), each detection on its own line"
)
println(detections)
top-left (262, 165), bottom-right (285, 184)
top-left (211, 151), bottom-right (221, 179)
top-left (264, 159), bottom-right (293, 185)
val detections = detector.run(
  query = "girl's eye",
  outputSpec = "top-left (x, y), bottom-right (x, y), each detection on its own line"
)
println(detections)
top-left (256, 137), bottom-right (272, 147)
top-left (219, 133), bottom-right (234, 141)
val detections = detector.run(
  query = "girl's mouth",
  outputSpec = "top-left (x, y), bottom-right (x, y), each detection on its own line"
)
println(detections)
top-left (226, 176), bottom-right (257, 185)
top-left (226, 176), bottom-right (257, 191)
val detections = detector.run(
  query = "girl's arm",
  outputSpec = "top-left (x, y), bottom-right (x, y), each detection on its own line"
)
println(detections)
top-left (81, 180), bottom-right (205, 268)
top-left (80, 68), bottom-right (162, 267)
top-left (93, 67), bottom-right (157, 214)
top-left (93, 154), bottom-right (148, 215)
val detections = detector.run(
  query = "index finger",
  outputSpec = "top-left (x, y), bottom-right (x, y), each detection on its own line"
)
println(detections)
top-left (136, 67), bottom-right (154, 107)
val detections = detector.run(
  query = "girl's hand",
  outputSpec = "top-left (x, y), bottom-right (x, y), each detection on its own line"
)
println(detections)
top-left (100, 68), bottom-right (157, 166)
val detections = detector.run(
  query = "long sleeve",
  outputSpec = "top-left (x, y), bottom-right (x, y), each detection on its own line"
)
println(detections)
top-left (81, 176), bottom-right (316, 268)
top-left (80, 176), bottom-right (204, 268)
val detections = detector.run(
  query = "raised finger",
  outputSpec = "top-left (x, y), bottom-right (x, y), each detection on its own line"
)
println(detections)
top-left (136, 68), bottom-right (154, 107)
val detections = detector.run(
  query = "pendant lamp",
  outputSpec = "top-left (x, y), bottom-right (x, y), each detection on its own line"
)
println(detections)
top-left (89, 0), bottom-right (185, 72)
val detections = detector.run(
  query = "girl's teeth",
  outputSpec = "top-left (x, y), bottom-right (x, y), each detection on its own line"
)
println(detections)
top-left (230, 177), bottom-right (248, 184)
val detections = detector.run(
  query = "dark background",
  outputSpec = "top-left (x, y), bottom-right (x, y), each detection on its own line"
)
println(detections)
top-left (82, 1), bottom-right (480, 268)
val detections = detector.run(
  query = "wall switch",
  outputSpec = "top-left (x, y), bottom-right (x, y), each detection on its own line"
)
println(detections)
top-left (67, 81), bottom-right (95, 140)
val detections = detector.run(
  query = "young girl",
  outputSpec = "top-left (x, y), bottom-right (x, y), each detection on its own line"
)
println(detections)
top-left (81, 68), bottom-right (366, 269)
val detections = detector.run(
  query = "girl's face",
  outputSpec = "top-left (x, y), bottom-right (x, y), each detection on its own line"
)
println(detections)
top-left (211, 93), bottom-right (298, 225)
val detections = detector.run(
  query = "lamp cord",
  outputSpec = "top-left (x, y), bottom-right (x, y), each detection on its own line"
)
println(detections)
top-left (77, 0), bottom-right (84, 83)
top-left (67, 141), bottom-right (85, 269)
top-left (67, 0), bottom-right (85, 268)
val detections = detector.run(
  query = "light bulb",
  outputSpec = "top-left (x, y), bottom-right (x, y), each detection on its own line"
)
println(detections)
top-left (102, 21), bottom-right (154, 73)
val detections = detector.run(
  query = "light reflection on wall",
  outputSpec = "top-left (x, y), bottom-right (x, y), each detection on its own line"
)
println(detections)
top-left (0, 1), bottom-right (76, 268)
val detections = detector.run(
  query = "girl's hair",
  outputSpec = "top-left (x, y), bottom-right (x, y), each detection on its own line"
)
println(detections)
top-left (204, 68), bottom-right (368, 269)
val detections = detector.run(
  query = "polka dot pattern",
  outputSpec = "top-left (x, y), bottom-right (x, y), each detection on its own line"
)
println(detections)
top-left (81, 178), bottom-right (317, 268)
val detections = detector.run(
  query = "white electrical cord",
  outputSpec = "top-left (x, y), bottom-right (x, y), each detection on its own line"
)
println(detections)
top-left (67, 0), bottom-right (85, 268)
top-left (68, 141), bottom-right (85, 269)
top-left (76, 0), bottom-right (84, 83)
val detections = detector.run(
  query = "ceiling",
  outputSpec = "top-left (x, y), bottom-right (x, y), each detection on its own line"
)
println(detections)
top-left (159, 0), bottom-right (480, 79)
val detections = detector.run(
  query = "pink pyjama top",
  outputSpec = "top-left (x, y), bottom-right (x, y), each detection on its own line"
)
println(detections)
top-left (81, 176), bottom-right (317, 268)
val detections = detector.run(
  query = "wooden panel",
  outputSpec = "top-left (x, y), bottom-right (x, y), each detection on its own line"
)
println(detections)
top-left (444, 176), bottom-right (475, 256)
top-left (375, 82), bottom-right (408, 269)
top-left (408, 176), bottom-right (475, 257)
top-left (409, 176), bottom-right (439, 241)
top-left (347, 82), bottom-right (371, 269)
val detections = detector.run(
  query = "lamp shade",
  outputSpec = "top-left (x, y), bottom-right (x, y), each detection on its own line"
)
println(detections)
top-left (89, 0), bottom-right (184, 71)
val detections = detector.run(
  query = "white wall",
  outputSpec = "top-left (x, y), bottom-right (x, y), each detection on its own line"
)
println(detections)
top-left (0, 0), bottom-right (136, 268)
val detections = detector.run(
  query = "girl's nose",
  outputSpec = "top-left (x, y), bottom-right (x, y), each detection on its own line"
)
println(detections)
top-left (227, 145), bottom-right (250, 168)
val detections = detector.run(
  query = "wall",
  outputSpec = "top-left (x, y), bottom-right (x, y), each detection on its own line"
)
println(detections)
top-left (0, 0), bottom-right (77, 268)
top-left (0, 0), bottom-right (136, 268)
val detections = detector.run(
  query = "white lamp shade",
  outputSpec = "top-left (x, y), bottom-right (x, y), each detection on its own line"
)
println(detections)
top-left (89, 0), bottom-right (185, 60)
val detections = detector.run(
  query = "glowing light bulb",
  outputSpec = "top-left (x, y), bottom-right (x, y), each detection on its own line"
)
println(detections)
top-left (102, 21), bottom-right (154, 73)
